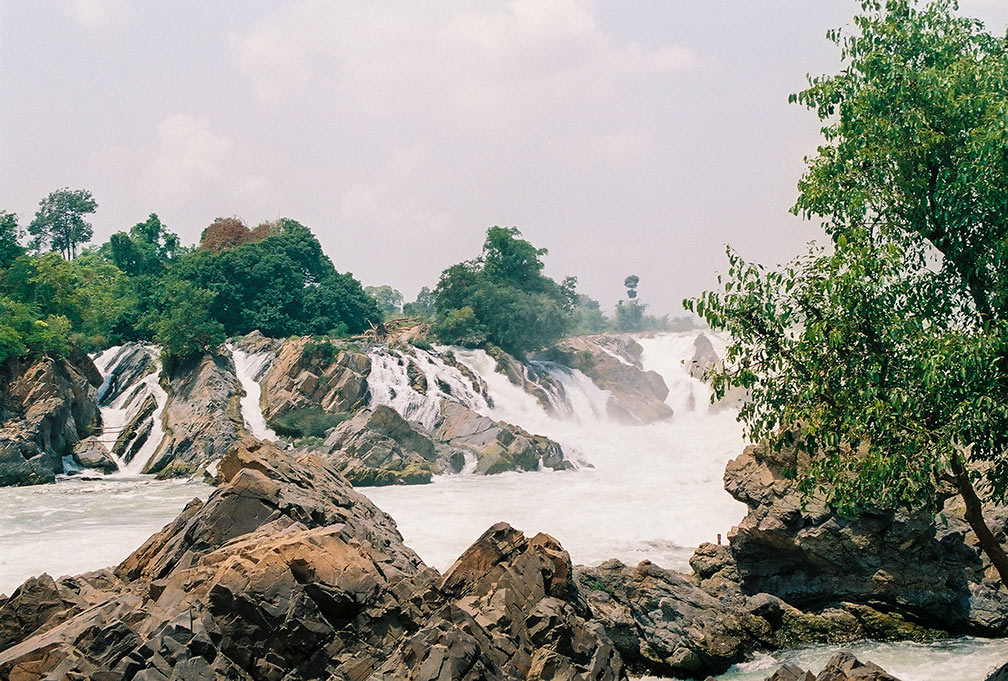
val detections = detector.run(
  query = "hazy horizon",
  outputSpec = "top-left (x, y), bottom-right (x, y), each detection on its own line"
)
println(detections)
top-left (4, 0), bottom-right (1007, 316)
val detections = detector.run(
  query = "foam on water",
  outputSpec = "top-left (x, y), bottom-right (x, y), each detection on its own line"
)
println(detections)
top-left (229, 344), bottom-right (280, 442)
top-left (366, 346), bottom-right (489, 431)
top-left (0, 477), bottom-right (209, 595)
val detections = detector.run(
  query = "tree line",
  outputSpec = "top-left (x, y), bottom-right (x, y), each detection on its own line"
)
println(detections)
top-left (0, 199), bottom-right (380, 368)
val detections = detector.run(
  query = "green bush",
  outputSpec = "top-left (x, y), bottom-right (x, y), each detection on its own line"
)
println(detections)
top-left (269, 407), bottom-right (350, 439)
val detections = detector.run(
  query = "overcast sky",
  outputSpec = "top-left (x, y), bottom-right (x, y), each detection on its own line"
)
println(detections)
top-left (3, 1), bottom-right (1007, 315)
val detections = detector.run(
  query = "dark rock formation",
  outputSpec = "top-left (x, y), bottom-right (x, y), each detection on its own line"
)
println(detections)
top-left (987, 660), bottom-right (1008, 681)
top-left (576, 558), bottom-right (763, 678)
top-left (0, 439), bottom-right (624, 681)
top-left (315, 405), bottom-right (442, 485)
top-left (487, 345), bottom-right (568, 415)
top-left (0, 353), bottom-right (101, 486)
top-left (145, 352), bottom-right (245, 477)
top-left (723, 441), bottom-right (1008, 635)
top-left (539, 335), bottom-right (672, 424)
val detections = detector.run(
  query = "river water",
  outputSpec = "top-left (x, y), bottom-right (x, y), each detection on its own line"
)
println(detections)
top-left (0, 332), bottom-right (1004, 678)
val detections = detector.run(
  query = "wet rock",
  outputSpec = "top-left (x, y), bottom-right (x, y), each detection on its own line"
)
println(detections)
top-left (434, 401), bottom-right (570, 474)
top-left (0, 440), bottom-right (624, 681)
top-left (986, 660), bottom-right (1008, 681)
top-left (260, 336), bottom-right (370, 423)
top-left (96, 343), bottom-right (157, 407)
top-left (766, 653), bottom-right (901, 681)
top-left (144, 353), bottom-right (244, 477)
top-left (486, 346), bottom-right (568, 415)
top-left (71, 436), bottom-right (118, 474)
top-left (724, 441), bottom-right (1008, 635)
top-left (576, 559), bottom-right (762, 678)
top-left (539, 335), bottom-right (672, 424)
top-left (0, 353), bottom-right (101, 486)
top-left (314, 405), bottom-right (440, 486)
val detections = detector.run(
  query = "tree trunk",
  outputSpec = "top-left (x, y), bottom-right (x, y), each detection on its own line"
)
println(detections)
top-left (950, 454), bottom-right (1008, 590)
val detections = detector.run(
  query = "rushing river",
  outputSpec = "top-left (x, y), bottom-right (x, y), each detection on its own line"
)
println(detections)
top-left (0, 332), bottom-right (1005, 678)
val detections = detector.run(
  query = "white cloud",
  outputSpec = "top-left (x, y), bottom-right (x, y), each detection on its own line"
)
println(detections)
top-left (64, 0), bottom-right (129, 27)
top-left (340, 142), bottom-right (454, 240)
top-left (232, 0), bottom-right (697, 133)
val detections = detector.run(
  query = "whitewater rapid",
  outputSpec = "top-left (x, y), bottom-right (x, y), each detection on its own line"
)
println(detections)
top-left (362, 333), bottom-right (748, 572)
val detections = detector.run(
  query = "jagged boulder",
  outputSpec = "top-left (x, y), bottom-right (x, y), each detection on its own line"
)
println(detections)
top-left (539, 335), bottom-right (672, 424)
top-left (724, 441), bottom-right (1008, 635)
top-left (142, 352), bottom-right (245, 478)
top-left (434, 401), bottom-right (570, 474)
top-left (70, 436), bottom-right (118, 474)
top-left (260, 337), bottom-right (371, 423)
top-left (0, 439), bottom-right (626, 681)
top-left (764, 653), bottom-right (901, 681)
top-left (576, 559), bottom-right (762, 678)
top-left (487, 346), bottom-right (568, 415)
top-left (314, 405), bottom-right (443, 485)
top-left (0, 353), bottom-right (101, 486)
top-left (95, 343), bottom-right (157, 407)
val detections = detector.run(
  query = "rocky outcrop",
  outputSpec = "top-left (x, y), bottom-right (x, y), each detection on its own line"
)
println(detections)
top-left (0, 438), bottom-right (625, 681)
top-left (539, 335), bottom-right (672, 424)
top-left (260, 336), bottom-right (371, 423)
top-left (723, 441), bottom-right (1008, 635)
top-left (687, 333), bottom-right (746, 412)
top-left (313, 402), bottom-right (571, 487)
top-left (487, 346), bottom-right (568, 415)
top-left (314, 405), bottom-right (444, 485)
top-left (434, 401), bottom-right (570, 474)
top-left (0, 353), bottom-right (101, 486)
top-left (576, 558), bottom-right (763, 678)
top-left (70, 436), bottom-right (118, 474)
top-left (144, 353), bottom-right (244, 477)
top-left (762, 653), bottom-right (901, 681)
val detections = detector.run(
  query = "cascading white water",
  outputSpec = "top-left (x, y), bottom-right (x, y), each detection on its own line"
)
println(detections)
top-left (366, 346), bottom-right (489, 431)
top-left (364, 332), bottom-right (749, 572)
top-left (228, 344), bottom-right (280, 442)
top-left (92, 345), bottom-right (168, 476)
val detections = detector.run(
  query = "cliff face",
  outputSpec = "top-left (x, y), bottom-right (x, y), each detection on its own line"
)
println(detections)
top-left (0, 353), bottom-right (101, 486)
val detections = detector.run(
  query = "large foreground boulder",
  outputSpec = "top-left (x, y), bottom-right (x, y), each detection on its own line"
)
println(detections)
top-left (0, 438), bottom-right (625, 680)
top-left (0, 353), bottom-right (101, 486)
top-left (723, 441), bottom-right (1008, 635)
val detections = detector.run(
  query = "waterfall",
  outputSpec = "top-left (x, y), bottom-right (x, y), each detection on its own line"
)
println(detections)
top-left (228, 344), bottom-right (280, 442)
top-left (366, 346), bottom-right (489, 431)
top-left (92, 344), bottom-right (169, 476)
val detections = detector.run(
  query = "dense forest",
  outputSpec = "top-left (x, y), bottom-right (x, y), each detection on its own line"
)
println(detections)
top-left (0, 195), bottom-right (689, 367)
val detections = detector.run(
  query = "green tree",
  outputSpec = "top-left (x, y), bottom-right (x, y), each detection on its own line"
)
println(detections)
top-left (365, 285), bottom-right (404, 319)
top-left (403, 286), bottom-right (436, 318)
top-left (28, 188), bottom-right (97, 259)
top-left (0, 211), bottom-right (24, 268)
top-left (433, 227), bottom-right (577, 356)
top-left (687, 0), bottom-right (1008, 586)
top-left (145, 281), bottom-right (225, 369)
top-left (615, 274), bottom-right (645, 332)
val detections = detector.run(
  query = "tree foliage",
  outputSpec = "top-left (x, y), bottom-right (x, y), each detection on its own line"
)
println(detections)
top-left (0, 211), bottom-right (24, 269)
top-left (433, 227), bottom-right (577, 355)
top-left (28, 188), bottom-right (97, 259)
top-left (686, 0), bottom-right (1008, 584)
top-left (365, 285), bottom-right (404, 319)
